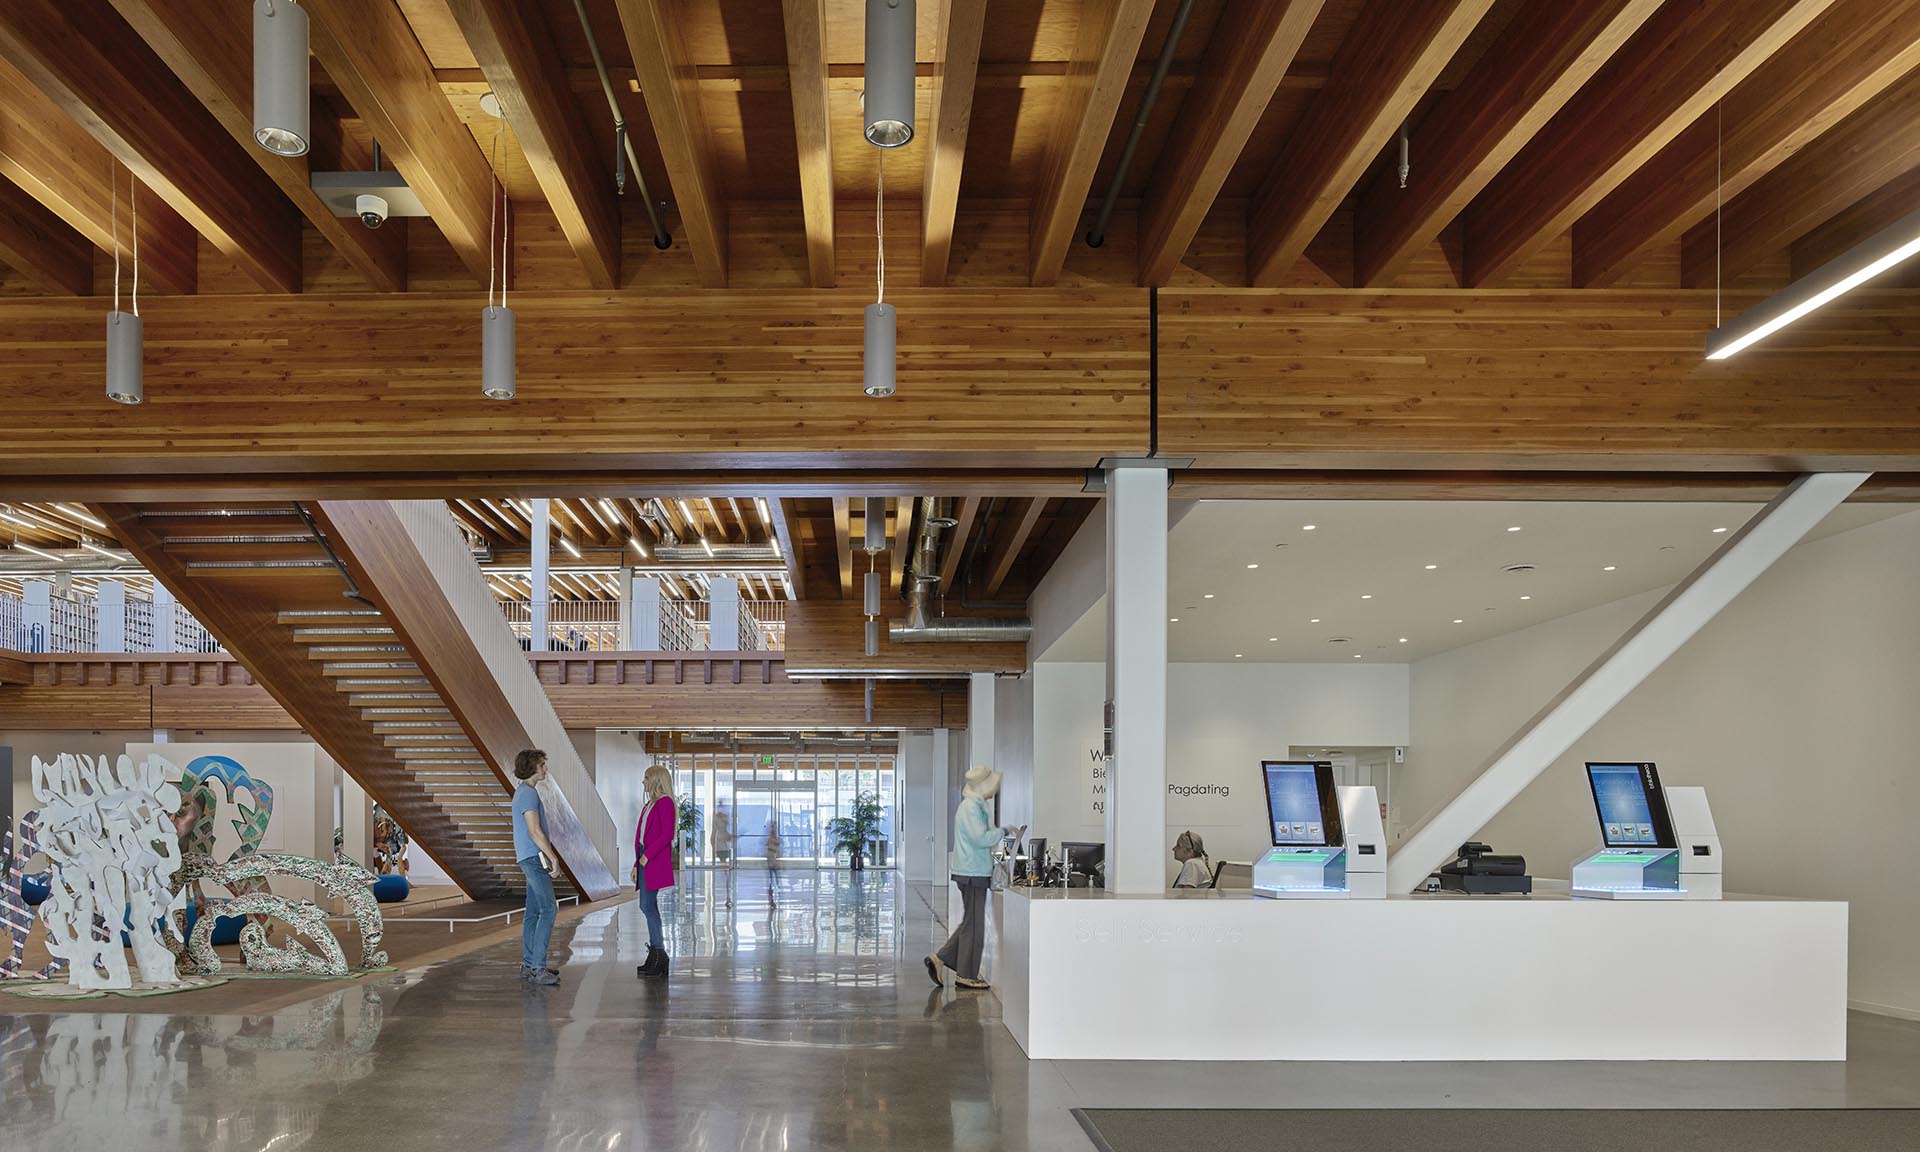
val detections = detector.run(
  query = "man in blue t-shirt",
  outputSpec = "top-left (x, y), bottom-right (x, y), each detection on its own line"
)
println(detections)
top-left (512, 749), bottom-right (560, 985)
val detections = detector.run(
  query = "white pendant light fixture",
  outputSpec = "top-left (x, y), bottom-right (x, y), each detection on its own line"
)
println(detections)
top-left (1706, 202), bottom-right (1920, 360)
top-left (863, 0), bottom-right (915, 148)
top-left (106, 166), bottom-right (143, 406)
top-left (864, 148), bottom-right (896, 398)
top-left (253, 0), bottom-right (310, 157)
top-left (481, 100), bottom-right (515, 400)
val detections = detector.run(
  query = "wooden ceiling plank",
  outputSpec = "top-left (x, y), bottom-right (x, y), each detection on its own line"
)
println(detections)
top-left (109, 0), bottom-right (407, 292)
top-left (1028, 0), bottom-right (1156, 286)
top-left (302, 0), bottom-right (498, 284)
top-left (1247, 0), bottom-right (1491, 287)
top-left (1681, 68), bottom-right (1920, 288)
top-left (614, 0), bottom-right (728, 286)
top-left (0, 175), bottom-right (92, 295)
top-left (1791, 165), bottom-right (1920, 279)
top-left (1138, 0), bottom-right (1323, 288)
top-left (781, 0), bottom-right (833, 287)
top-left (938, 496), bottom-right (981, 594)
top-left (448, 0), bottom-right (620, 289)
top-left (1577, 0), bottom-right (1920, 289)
top-left (0, 0), bottom-right (304, 292)
top-left (1355, 0), bottom-right (1663, 289)
top-left (1463, 0), bottom-right (1837, 288)
top-left (983, 498), bottom-right (1046, 597)
top-left (831, 497), bottom-right (853, 599)
top-left (0, 60), bottom-right (196, 294)
top-left (921, 0), bottom-right (986, 287)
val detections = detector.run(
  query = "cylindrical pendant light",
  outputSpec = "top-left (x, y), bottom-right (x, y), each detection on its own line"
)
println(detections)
top-left (864, 570), bottom-right (881, 616)
top-left (864, 618), bottom-right (879, 658)
top-left (253, 0), bottom-right (311, 157)
top-left (863, 302), bottom-right (895, 397)
top-left (482, 305), bottom-right (516, 399)
top-left (863, 0), bottom-right (915, 148)
top-left (105, 312), bottom-right (142, 405)
top-left (863, 497), bottom-right (887, 553)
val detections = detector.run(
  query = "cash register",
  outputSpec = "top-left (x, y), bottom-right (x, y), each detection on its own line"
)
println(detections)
top-left (1250, 760), bottom-right (1387, 899)
top-left (1571, 761), bottom-right (1722, 900)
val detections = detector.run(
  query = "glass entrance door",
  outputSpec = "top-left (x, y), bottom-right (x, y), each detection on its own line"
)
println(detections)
top-left (734, 781), bottom-right (815, 864)
top-left (668, 752), bottom-right (898, 869)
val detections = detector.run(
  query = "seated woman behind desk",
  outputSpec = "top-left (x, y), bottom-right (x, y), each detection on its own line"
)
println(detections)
top-left (1170, 830), bottom-right (1212, 889)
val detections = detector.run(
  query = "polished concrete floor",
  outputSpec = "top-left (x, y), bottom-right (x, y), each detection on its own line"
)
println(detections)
top-left (3, 869), bottom-right (1919, 1151)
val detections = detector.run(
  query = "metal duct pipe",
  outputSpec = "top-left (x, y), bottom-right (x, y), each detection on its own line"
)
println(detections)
top-left (1085, 0), bottom-right (1196, 248)
top-left (571, 0), bottom-right (671, 248)
top-left (899, 495), bottom-right (941, 630)
top-left (888, 616), bottom-right (1031, 643)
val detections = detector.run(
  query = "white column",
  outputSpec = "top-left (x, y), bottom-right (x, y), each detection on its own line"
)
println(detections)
top-left (1387, 471), bottom-right (1870, 891)
top-left (152, 583), bottom-right (178, 652)
top-left (631, 575), bottom-right (662, 649)
top-left (1104, 466), bottom-right (1168, 894)
top-left (968, 671), bottom-right (996, 771)
top-left (616, 563), bottom-right (634, 648)
top-left (710, 577), bottom-right (741, 651)
top-left (931, 726), bottom-right (952, 887)
top-left (530, 498), bottom-right (551, 652)
top-left (95, 580), bottom-right (126, 652)
top-left (22, 581), bottom-right (50, 653)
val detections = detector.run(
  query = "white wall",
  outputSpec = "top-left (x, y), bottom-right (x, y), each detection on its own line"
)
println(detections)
top-left (1406, 509), bottom-right (1920, 1018)
top-left (995, 673), bottom-right (1036, 834)
top-left (592, 731), bottom-right (654, 875)
top-left (1032, 661), bottom-right (1410, 883)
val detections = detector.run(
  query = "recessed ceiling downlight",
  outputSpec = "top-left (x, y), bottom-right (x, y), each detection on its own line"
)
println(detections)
top-left (1501, 563), bottom-right (1537, 574)
top-left (1327, 636), bottom-right (1352, 644)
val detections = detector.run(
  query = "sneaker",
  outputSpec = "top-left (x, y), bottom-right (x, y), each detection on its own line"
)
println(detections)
top-left (522, 965), bottom-right (559, 986)
top-left (954, 975), bottom-right (990, 991)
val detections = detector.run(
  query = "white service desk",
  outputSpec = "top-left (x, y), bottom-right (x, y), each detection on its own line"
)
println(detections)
top-left (995, 888), bottom-right (1846, 1062)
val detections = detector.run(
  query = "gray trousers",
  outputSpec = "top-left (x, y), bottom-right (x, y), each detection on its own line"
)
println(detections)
top-left (937, 874), bottom-right (991, 980)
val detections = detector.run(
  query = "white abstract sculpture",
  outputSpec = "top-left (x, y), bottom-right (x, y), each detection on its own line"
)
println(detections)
top-left (31, 753), bottom-right (187, 989)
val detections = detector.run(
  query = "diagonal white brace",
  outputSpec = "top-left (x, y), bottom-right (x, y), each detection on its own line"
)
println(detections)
top-left (1386, 472), bottom-right (1870, 892)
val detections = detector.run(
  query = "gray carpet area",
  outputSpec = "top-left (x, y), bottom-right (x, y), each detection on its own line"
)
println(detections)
top-left (1073, 1108), bottom-right (1920, 1152)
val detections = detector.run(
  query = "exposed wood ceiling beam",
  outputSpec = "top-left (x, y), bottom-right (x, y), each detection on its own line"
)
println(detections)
top-left (303, 0), bottom-right (498, 284)
top-left (1247, 0), bottom-right (1491, 287)
top-left (1682, 69), bottom-right (1920, 288)
top-left (983, 498), bottom-right (1046, 597)
top-left (770, 497), bottom-right (804, 599)
top-left (1576, 0), bottom-right (1920, 288)
top-left (1027, 0), bottom-right (1156, 286)
top-left (1138, 0), bottom-right (1322, 287)
top-left (1791, 165), bottom-right (1920, 279)
top-left (936, 496), bottom-right (979, 594)
top-left (614, 0), bottom-right (728, 286)
top-left (921, 0), bottom-right (986, 287)
top-left (890, 496), bottom-right (915, 596)
top-left (0, 0), bottom-right (303, 292)
top-left (448, 0), bottom-right (620, 289)
top-left (781, 0), bottom-right (833, 286)
top-left (831, 497), bottom-right (853, 599)
top-left (0, 176), bottom-right (92, 295)
top-left (109, 0), bottom-right (407, 293)
top-left (1463, 0), bottom-right (1836, 288)
top-left (1354, 0), bottom-right (1662, 289)
top-left (0, 60), bottom-right (197, 294)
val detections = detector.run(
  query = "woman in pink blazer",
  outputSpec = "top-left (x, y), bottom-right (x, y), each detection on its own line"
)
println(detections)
top-left (633, 765), bottom-right (677, 979)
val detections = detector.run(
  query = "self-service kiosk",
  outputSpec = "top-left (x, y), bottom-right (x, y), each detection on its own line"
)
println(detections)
top-left (1251, 760), bottom-right (1387, 899)
top-left (1571, 761), bottom-right (1722, 900)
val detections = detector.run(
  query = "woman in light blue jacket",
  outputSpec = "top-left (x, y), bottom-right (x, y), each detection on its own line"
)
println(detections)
top-left (926, 765), bottom-right (1008, 991)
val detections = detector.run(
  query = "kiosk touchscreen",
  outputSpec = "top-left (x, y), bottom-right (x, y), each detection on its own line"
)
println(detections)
top-left (1251, 761), bottom-right (1386, 899)
top-left (1571, 762), bottom-right (1721, 900)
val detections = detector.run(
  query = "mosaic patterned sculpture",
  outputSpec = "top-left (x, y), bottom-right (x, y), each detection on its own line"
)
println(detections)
top-left (1, 814), bottom-right (44, 979)
top-left (179, 851), bottom-right (388, 977)
top-left (172, 755), bottom-right (276, 920)
top-left (32, 753), bottom-right (186, 989)
top-left (371, 806), bottom-right (409, 875)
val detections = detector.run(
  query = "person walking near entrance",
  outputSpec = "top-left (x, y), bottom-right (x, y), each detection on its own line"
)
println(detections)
top-left (512, 749), bottom-right (561, 986)
top-left (633, 765), bottom-right (677, 979)
top-left (927, 765), bottom-right (1008, 992)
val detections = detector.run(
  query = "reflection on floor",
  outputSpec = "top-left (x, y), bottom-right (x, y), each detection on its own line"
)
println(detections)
top-left (1, 869), bottom-right (1918, 1152)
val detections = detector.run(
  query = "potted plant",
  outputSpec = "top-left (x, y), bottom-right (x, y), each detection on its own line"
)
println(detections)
top-left (825, 792), bottom-right (885, 871)
top-left (676, 796), bottom-right (704, 865)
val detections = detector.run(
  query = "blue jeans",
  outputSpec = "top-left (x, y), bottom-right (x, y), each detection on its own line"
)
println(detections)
top-left (639, 885), bottom-right (663, 950)
top-left (519, 856), bottom-right (557, 970)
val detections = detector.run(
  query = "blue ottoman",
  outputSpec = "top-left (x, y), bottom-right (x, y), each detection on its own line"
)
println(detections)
top-left (371, 874), bottom-right (411, 903)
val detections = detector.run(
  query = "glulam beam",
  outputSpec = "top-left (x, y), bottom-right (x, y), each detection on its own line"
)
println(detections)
top-left (921, 0), bottom-right (986, 286)
top-left (614, 0), bottom-right (728, 286)
top-left (781, 0), bottom-right (834, 286)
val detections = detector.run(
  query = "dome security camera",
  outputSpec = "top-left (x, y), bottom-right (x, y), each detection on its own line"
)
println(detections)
top-left (355, 193), bottom-right (389, 229)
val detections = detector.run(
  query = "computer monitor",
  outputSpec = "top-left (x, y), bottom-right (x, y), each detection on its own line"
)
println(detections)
top-left (1061, 841), bottom-right (1105, 888)
top-left (1585, 762), bottom-right (1677, 849)
top-left (1259, 760), bottom-right (1342, 847)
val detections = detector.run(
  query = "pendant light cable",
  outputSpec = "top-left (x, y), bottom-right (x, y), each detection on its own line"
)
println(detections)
top-left (131, 175), bottom-right (139, 317)
top-left (488, 121), bottom-right (500, 309)
top-left (111, 163), bottom-right (119, 313)
top-left (876, 147), bottom-right (885, 305)
top-left (1715, 100), bottom-right (1722, 328)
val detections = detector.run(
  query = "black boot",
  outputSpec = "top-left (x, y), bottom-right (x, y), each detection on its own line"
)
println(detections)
top-left (636, 945), bottom-right (669, 979)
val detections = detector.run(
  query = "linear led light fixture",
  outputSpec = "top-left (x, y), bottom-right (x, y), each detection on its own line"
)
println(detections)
top-left (13, 542), bottom-right (65, 562)
top-left (1706, 202), bottom-right (1920, 360)
top-left (558, 536), bottom-right (582, 559)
